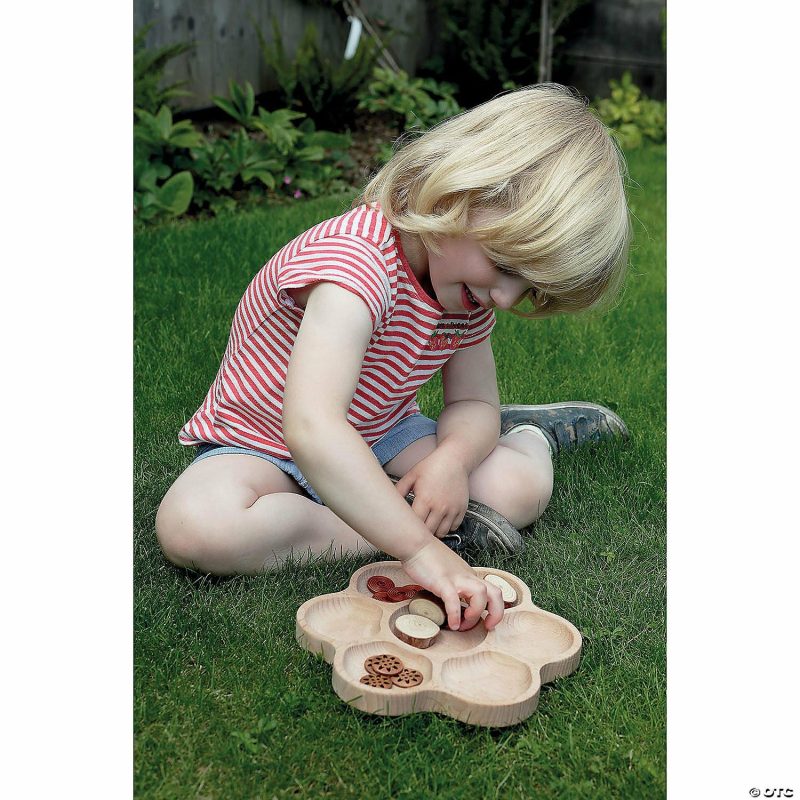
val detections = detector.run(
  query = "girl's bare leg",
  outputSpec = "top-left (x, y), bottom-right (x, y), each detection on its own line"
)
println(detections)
top-left (155, 454), bottom-right (377, 575)
top-left (156, 429), bottom-right (552, 575)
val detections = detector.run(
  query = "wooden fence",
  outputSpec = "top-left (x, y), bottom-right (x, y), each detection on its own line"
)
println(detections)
top-left (133, 0), bottom-right (436, 111)
top-left (133, 0), bottom-right (665, 112)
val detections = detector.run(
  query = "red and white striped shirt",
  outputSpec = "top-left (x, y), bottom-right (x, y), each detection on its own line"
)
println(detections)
top-left (179, 203), bottom-right (496, 457)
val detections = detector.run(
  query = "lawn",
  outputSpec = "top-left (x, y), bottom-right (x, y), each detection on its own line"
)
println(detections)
top-left (134, 142), bottom-right (665, 799)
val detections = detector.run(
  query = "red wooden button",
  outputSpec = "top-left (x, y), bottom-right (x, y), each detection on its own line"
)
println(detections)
top-left (367, 575), bottom-right (395, 593)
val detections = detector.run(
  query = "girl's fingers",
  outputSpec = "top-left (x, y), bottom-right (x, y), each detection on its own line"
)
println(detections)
top-left (394, 472), bottom-right (414, 498)
top-left (439, 588), bottom-right (462, 631)
top-left (434, 513), bottom-right (454, 538)
top-left (425, 509), bottom-right (442, 536)
top-left (451, 510), bottom-right (466, 531)
top-left (482, 583), bottom-right (505, 630)
top-left (460, 602), bottom-right (483, 630)
top-left (460, 583), bottom-right (488, 631)
top-left (411, 497), bottom-right (429, 522)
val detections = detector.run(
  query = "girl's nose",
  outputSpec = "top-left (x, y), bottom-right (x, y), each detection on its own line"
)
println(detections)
top-left (490, 276), bottom-right (528, 310)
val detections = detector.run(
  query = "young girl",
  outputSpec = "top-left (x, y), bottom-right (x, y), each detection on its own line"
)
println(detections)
top-left (155, 83), bottom-right (631, 633)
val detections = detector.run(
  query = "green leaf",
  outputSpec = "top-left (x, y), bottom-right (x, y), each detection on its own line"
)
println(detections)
top-left (137, 167), bottom-right (159, 192)
top-left (302, 130), bottom-right (351, 150)
top-left (152, 161), bottom-right (171, 180)
top-left (212, 96), bottom-right (239, 121)
top-left (154, 171), bottom-right (194, 215)
top-left (169, 127), bottom-right (204, 149)
top-left (155, 105), bottom-right (173, 139)
top-left (294, 145), bottom-right (324, 162)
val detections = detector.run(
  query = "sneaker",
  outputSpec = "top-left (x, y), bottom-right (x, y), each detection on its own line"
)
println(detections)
top-left (387, 475), bottom-right (524, 555)
top-left (500, 402), bottom-right (629, 456)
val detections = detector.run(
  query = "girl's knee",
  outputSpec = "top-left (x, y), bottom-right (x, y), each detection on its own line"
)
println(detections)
top-left (470, 445), bottom-right (554, 527)
top-left (503, 455), bottom-right (553, 524)
top-left (155, 487), bottom-right (238, 574)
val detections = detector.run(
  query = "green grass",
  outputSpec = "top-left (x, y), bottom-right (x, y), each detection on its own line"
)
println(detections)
top-left (134, 143), bottom-right (665, 799)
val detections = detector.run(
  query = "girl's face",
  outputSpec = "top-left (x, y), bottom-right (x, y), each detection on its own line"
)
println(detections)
top-left (426, 235), bottom-right (535, 313)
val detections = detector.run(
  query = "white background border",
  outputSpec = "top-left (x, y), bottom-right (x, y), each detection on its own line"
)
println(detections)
top-left (2, 2), bottom-right (799, 797)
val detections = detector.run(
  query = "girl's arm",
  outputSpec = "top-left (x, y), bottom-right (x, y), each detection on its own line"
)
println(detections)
top-left (283, 282), bottom-right (504, 630)
top-left (393, 338), bottom-right (501, 537)
top-left (437, 338), bottom-right (501, 469)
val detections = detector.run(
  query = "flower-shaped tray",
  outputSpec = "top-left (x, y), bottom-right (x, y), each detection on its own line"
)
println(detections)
top-left (295, 561), bottom-right (582, 727)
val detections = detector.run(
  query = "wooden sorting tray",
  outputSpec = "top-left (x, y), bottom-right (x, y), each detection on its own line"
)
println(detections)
top-left (296, 560), bottom-right (582, 727)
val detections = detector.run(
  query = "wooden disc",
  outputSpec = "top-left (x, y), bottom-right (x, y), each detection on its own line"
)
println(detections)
top-left (391, 668), bottom-right (423, 689)
top-left (364, 653), bottom-right (404, 676)
top-left (360, 673), bottom-right (393, 689)
top-left (393, 614), bottom-right (440, 649)
top-left (484, 573), bottom-right (518, 604)
top-left (408, 594), bottom-right (446, 627)
top-left (367, 575), bottom-right (395, 593)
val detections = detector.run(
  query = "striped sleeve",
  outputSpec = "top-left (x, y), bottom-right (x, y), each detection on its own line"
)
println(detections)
top-left (278, 235), bottom-right (392, 331)
top-left (457, 308), bottom-right (496, 349)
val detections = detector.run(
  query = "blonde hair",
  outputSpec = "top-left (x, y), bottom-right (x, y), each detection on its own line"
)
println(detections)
top-left (354, 83), bottom-right (630, 317)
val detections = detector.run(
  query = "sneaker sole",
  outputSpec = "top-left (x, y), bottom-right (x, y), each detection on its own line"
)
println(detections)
top-left (462, 499), bottom-right (525, 554)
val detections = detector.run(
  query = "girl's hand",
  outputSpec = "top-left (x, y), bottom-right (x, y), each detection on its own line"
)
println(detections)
top-left (394, 449), bottom-right (470, 538)
top-left (401, 540), bottom-right (505, 631)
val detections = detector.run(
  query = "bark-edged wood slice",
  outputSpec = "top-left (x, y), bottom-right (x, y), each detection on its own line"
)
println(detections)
top-left (392, 613), bottom-right (440, 649)
top-left (408, 591), bottom-right (447, 627)
top-left (484, 573), bottom-right (518, 607)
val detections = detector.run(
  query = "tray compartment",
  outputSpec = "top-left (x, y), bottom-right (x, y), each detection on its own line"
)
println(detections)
top-left (300, 594), bottom-right (383, 651)
top-left (490, 609), bottom-right (578, 664)
top-left (438, 651), bottom-right (534, 704)
top-left (387, 605), bottom-right (489, 653)
top-left (353, 563), bottom-right (415, 597)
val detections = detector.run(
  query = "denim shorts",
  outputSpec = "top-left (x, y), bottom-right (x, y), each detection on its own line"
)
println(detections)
top-left (191, 413), bottom-right (437, 504)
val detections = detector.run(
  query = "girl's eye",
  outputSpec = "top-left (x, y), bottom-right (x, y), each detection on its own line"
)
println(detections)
top-left (496, 264), bottom-right (514, 276)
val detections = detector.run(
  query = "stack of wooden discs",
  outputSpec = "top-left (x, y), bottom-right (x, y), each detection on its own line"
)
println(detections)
top-left (366, 574), bottom-right (423, 602)
top-left (359, 654), bottom-right (424, 689)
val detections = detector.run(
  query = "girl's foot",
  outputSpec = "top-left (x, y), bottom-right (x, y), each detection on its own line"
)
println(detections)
top-left (500, 402), bottom-right (629, 456)
top-left (443, 498), bottom-right (524, 555)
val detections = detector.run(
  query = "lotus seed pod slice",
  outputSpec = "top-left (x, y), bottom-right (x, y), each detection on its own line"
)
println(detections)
top-left (391, 668), bottom-right (424, 688)
top-left (360, 673), bottom-right (394, 689)
top-left (364, 653), bottom-right (404, 676)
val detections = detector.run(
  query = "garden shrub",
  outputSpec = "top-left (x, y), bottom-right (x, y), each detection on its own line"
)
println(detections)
top-left (593, 72), bottom-right (666, 150)
top-left (134, 105), bottom-right (203, 222)
top-left (133, 32), bottom-right (355, 226)
top-left (134, 27), bottom-right (201, 222)
top-left (256, 17), bottom-right (379, 131)
top-left (133, 24), bottom-right (194, 115)
top-left (421, 0), bottom-right (542, 107)
top-left (356, 67), bottom-right (462, 135)
top-left (196, 80), bottom-right (354, 203)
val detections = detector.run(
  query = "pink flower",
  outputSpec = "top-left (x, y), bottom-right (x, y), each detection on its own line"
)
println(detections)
top-left (293, 189), bottom-right (302, 199)
top-left (283, 175), bottom-right (292, 185)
